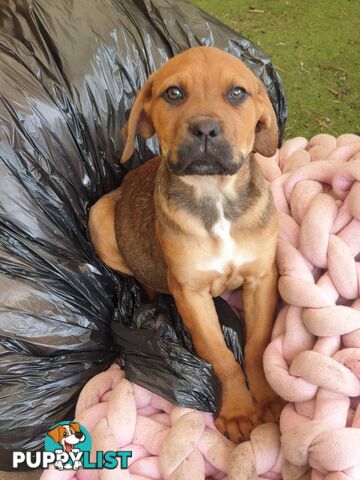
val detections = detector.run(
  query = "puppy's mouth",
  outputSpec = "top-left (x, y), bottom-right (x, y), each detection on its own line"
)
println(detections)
top-left (64, 441), bottom-right (73, 453)
top-left (181, 157), bottom-right (240, 176)
top-left (169, 139), bottom-right (243, 176)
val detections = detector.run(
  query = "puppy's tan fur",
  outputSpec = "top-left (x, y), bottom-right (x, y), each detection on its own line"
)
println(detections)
top-left (89, 47), bottom-right (282, 443)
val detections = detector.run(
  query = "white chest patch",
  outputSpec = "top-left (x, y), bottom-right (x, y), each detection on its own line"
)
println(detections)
top-left (203, 201), bottom-right (253, 274)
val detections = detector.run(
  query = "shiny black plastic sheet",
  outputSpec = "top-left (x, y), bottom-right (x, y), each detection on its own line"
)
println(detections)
top-left (113, 282), bottom-right (246, 412)
top-left (0, 0), bottom-right (286, 469)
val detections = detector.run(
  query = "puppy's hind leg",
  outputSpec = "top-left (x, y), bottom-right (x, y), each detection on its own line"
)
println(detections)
top-left (88, 188), bottom-right (133, 275)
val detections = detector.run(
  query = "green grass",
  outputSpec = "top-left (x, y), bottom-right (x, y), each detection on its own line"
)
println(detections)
top-left (190, 0), bottom-right (360, 139)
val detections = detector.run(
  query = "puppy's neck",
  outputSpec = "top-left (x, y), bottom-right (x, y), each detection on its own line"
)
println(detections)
top-left (179, 174), bottom-right (239, 201)
top-left (156, 155), bottom-right (263, 232)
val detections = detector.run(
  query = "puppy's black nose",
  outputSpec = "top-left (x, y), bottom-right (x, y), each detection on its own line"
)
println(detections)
top-left (190, 119), bottom-right (221, 139)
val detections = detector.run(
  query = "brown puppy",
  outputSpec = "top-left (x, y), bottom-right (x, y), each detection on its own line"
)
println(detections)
top-left (89, 46), bottom-right (282, 443)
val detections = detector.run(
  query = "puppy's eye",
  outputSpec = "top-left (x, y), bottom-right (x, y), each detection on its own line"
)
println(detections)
top-left (227, 86), bottom-right (247, 105)
top-left (63, 431), bottom-right (68, 437)
top-left (163, 86), bottom-right (184, 104)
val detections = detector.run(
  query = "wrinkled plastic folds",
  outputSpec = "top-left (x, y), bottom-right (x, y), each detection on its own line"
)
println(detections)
top-left (0, 0), bottom-right (287, 469)
top-left (113, 282), bottom-right (246, 412)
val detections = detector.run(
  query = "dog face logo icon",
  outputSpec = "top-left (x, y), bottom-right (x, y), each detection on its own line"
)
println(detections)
top-left (47, 422), bottom-right (85, 453)
top-left (45, 421), bottom-right (92, 471)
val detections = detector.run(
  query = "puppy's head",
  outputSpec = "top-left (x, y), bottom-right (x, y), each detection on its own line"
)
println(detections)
top-left (48, 423), bottom-right (85, 452)
top-left (121, 46), bottom-right (278, 176)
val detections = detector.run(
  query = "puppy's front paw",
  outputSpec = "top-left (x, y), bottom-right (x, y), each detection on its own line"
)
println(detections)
top-left (73, 460), bottom-right (82, 471)
top-left (215, 378), bottom-right (258, 443)
top-left (54, 460), bottom-right (64, 471)
top-left (250, 371), bottom-right (285, 423)
top-left (215, 408), bottom-right (257, 444)
top-left (256, 386), bottom-right (285, 424)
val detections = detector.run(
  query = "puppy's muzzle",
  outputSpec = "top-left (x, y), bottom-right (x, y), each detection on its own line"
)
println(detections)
top-left (170, 117), bottom-right (242, 176)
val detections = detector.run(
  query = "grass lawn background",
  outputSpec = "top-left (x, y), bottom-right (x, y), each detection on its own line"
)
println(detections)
top-left (190, 0), bottom-right (359, 140)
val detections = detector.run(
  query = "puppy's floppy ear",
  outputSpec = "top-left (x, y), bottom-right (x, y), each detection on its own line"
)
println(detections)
top-left (70, 422), bottom-right (81, 432)
top-left (48, 426), bottom-right (63, 444)
top-left (254, 82), bottom-right (279, 157)
top-left (121, 77), bottom-right (155, 164)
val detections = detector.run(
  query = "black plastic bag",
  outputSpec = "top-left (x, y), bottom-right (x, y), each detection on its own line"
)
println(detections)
top-left (113, 281), bottom-right (246, 413)
top-left (0, 0), bottom-right (286, 469)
